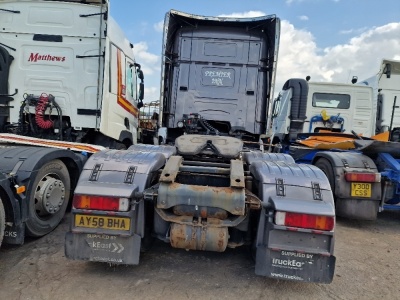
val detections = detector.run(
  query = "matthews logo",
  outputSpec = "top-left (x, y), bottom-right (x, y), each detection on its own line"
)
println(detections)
top-left (28, 53), bottom-right (66, 62)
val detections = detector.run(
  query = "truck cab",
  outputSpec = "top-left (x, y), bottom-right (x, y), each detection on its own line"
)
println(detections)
top-left (0, 0), bottom-right (144, 248)
top-left (270, 79), bottom-right (375, 143)
top-left (159, 10), bottom-right (278, 145)
top-left (0, 0), bottom-right (144, 148)
top-left (360, 59), bottom-right (400, 140)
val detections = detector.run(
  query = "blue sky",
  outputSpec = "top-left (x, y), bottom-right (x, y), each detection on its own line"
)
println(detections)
top-left (109, 0), bottom-right (400, 101)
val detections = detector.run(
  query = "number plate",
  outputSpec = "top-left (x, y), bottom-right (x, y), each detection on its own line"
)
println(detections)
top-left (351, 182), bottom-right (371, 198)
top-left (75, 214), bottom-right (130, 231)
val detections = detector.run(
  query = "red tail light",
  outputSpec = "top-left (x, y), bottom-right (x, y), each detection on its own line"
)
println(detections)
top-left (344, 172), bottom-right (380, 183)
top-left (73, 195), bottom-right (129, 212)
top-left (275, 211), bottom-right (335, 231)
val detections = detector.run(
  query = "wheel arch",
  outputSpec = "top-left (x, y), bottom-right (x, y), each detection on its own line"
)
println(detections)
top-left (119, 130), bottom-right (134, 147)
top-left (312, 151), bottom-right (350, 196)
top-left (312, 151), bottom-right (343, 167)
top-left (0, 147), bottom-right (86, 206)
top-left (312, 150), bottom-right (381, 220)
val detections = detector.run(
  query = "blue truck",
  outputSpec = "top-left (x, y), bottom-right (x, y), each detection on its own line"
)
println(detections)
top-left (269, 59), bottom-right (400, 220)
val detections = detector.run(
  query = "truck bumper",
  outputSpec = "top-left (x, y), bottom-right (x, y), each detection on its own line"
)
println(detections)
top-left (65, 232), bottom-right (141, 265)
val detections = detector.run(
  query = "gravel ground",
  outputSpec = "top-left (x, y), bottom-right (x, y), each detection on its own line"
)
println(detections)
top-left (1, 210), bottom-right (399, 300)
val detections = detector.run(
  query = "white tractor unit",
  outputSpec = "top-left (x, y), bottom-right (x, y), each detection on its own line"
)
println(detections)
top-left (0, 0), bottom-right (144, 247)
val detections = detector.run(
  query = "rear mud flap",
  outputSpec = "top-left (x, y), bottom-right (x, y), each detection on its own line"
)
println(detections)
top-left (4, 223), bottom-right (25, 245)
top-left (336, 198), bottom-right (379, 220)
top-left (65, 232), bottom-right (141, 265)
top-left (255, 247), bottom-right (336, 283)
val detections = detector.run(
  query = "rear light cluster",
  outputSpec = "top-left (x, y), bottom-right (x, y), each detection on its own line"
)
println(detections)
top-left (73, 195), bottom-right (129, 212)
top-left (275, 211), bottom-right (335, 231)
top-left (344, 172), bottom-right (380, 183)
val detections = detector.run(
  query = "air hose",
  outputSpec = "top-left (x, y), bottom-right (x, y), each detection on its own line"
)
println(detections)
top-left (35, 93), bottom-right (53, 129)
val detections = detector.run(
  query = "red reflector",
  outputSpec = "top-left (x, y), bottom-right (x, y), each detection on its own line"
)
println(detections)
top-left (73, 195), bottom-right (120, 211)
top-left (344, 172), bottom-right (380, 183)
top-left (276, 211), bottom-right (335, 231)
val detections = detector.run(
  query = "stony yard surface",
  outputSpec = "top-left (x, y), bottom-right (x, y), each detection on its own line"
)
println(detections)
top-left (1, 210), bottom-right (399, 300)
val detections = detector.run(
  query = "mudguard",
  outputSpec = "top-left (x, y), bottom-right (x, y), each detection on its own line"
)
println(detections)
top-left (128, 144), bottom-right (176, 159)
top-left (0, 172), bottom-right (26, 245)
top-left (243, 152), bottom-right (295, 165)
top-left (312, 151), bottom-right (381, 220)
top-left (65, 149), bottom-right (166, 265)
top-left (0, 146), bottom-right (86, 186)
top-left (250, 160), bottom-right (336, 283)
top-left (0, 146), bottom-right (85, 245)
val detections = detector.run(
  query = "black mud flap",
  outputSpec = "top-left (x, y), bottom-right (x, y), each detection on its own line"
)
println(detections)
top-left (4, 223), bottom-right (25, 245)
top-left (65, 232), bottom-right (141, 265)
top-left (255, 248), bottom-right (336, 283)
top-left (336, 198), bottom-right (379, 220)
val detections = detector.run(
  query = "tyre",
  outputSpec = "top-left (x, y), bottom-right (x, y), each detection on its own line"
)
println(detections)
top-left (314, 158), bottom-right (336, 200)
top-left (25, 159), bottom-right (70, 237)
top-left (115, 142), bottom-right (127, 150)
top-left (0, 199), bottom-right (5, 247)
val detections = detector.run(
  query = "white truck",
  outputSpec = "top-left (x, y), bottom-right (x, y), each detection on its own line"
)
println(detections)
top-left (360, 59), bottom-right (400, 138)
top-left (0, 0), bottom-right (143, 246)
top-left (269, 59), bottom-right (400, 220)
top-left (270, 59), bottom-right (400, 142)
top-left (270, 80), bottom-right (375, 141)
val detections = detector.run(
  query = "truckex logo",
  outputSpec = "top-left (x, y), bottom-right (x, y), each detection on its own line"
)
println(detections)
top-left (28, 53), bottom-right (66, 62)
top-left (272, 258), bottom-right (305, 268)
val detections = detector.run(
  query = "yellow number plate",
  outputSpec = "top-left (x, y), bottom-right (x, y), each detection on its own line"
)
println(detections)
top-left (351, 183), bottom-right (372, 198)
top-left (75, 214), bottom-right (130, 231)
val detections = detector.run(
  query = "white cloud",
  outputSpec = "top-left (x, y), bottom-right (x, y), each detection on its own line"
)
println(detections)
top-left (299, 15), bottom-right (309, 21)
top-left (274, 21), bottom-right (400, 95)
top-left (322, 23), bottom-right (400, 80)
top-left (143, 86), bottom-right (159, 103)
top-left (132, 42), bottom-right (161, 103)
top-left (139, 22), bottom-right (149, 36)
top-left (132, 41), bottom-right (160, 76)
top-left (275, 20), bottom-right (324, 90)
top-left (339, 27), bottom-right (368, 35)
top-left (153, 20), bottom-right (164, 33)
top-left (285, 0), bottom-right (305, 5)
top-left (218, 11), bottom-right (266, 18)
top-left (286, 0), bottom-right (339, 4)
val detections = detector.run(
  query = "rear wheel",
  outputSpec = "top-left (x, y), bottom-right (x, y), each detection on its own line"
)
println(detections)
top-left (314, 158), bottom-right (336, 202)
top-left (0, 199), bottom-right (5, 247)
top-left (26, 159), bottom-right (71, 237)
top-left (115, 142), bottom-right (127, 150)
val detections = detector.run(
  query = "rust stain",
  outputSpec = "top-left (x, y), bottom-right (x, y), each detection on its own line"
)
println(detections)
top-left (170, 223), bottom-right (228, 252)
top-left (170, 183), bottom-right (236, 194)
top-left (173, 205), bottom-right (228, 220)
